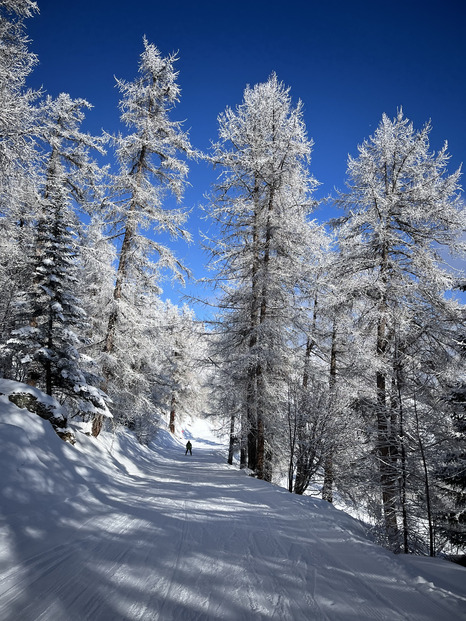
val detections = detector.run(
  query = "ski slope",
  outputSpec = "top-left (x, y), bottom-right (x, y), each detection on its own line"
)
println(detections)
top-left (0, 399), bottom-right (465, 620)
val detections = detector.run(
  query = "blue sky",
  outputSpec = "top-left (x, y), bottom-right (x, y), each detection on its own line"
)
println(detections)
top-left (27, 0), bottom-right (465, 312)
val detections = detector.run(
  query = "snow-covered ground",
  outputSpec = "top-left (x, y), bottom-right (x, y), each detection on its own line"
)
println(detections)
top-left (0, 395), bottom-right (465, 621)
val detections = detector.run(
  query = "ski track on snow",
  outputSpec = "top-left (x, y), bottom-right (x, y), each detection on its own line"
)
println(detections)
top-left (1, 417), bottom-right (465, 621)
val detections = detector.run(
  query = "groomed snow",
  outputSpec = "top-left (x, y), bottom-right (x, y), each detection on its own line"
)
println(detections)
top-left (0, 399), bottom-right (465, 620)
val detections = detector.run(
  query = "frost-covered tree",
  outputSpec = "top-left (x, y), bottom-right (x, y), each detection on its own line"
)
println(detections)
top-left (336, 109), bottom-right (465, 551)
top-left (104, 38), bottom-right (192, 354)
top-left (99, 39), bottom-right (193, 434)
top-left (5, 93), bottom-right (109, 421)
top-left (159, 303), bottom-right (207, 435)
top-left (0, 0), bottom-right (39, 203)
top-left (0, 0), bottom-right (41, 375)
top-left (206, 74), bottom-right (319, 480)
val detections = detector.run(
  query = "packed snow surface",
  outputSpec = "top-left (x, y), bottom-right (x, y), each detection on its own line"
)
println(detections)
top-left (0, 399), bottom-right (465, 620)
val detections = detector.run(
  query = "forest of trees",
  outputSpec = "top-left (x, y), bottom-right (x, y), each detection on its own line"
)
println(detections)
top-left (1, 0), bottom-right (465, 557)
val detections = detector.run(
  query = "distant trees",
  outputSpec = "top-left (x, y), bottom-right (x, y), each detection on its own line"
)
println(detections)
top-left (159, 303), bottom-right (207, 434)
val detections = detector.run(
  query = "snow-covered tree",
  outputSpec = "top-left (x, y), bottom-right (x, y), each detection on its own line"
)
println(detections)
top-left (159, 303), bottom-right (207, 435)
top-left (104, 38), bottom-right (192, 354)
top-left (0, 0), bottom-right (39, 203)
top-left (335, 109), bottom-right (465, 551)
top-left (0, 0), bottom-right (41, 376)
top-left (5, 93), bottom-right (109, 422)
top-left (98, 39), bottom-right (193, 435)
top-left (206, 73), bottom-right (319, 480)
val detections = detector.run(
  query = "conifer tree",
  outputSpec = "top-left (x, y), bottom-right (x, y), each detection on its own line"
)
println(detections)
top-left (206, 74), bottom-right (319, 480)
top-left (99, 39), bottom-right (193, 435)
top-left (0, 0), bottom-right (41, 377)
top-left (7, 94), bottom-right (109, 420)
top-left (336, 109), bottom-right (465, 550)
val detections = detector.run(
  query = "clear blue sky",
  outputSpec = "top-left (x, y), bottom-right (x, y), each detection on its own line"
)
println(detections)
top-left (27, 0), bottom-right (465, 312)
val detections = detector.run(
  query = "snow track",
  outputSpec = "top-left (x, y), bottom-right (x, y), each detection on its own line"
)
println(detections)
top-left (1, 412), bottom-right (465, 620)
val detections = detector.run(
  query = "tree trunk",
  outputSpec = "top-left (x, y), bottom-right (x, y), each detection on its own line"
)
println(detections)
top-left (322, 454), bottom-right (334, 503)
top-left (247, 184), bottom-right (261, 473)
top-left (256, 394), bottom-right (265, 479)
top-left (413, 388), bottom-right (435, 556)
top-left (377, 367), bottom-right (400, 548)
top-left (103, 148), bottom-right (144, 358)
top-left (287, 385), bottom-right (297, 492)
top-left (256, 192), bottom-right (274, 480)
top-left (92, 414), bottom-right (103, 437)
top-left (240, 401), bottom-right (248, 468)
top-left (264, 442), bottom-right (273, 482)
top-left (104, 222), bottom-right (133, 355)
top-left (45, 310), bottom-right (53, 396)
top-left (323, 319), bottom-right (337, 503)
top-left (169, 392), bottom-right (176, 434)
top-left (227, 411), bottom-right (235, 465)
top-left (396, 372), bottom-right (409, 554)
top-left (294, 298), bottom-right (318, 494)
top-left (376, 243), bottom-right (400, 550)
top-left (246, 369), bottom-right (258, 471)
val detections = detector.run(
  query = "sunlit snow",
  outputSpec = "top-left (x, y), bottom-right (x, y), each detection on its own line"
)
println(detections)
top-left (0, 394), bottom-right (465, 620)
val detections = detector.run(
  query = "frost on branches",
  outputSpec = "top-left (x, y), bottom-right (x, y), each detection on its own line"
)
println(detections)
top-left (4, 94), bottom-right (109, 426)
top-left (99, 39), bottom-right (194, 437)
top-left (335, 109), bottom-right (465, 552)
top-left (206, 74), bottom-right (321, 481)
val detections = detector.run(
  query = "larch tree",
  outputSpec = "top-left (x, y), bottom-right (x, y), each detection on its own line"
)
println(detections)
top-left (206, 73), bottom-right (319, 480)
top-left (0, 0), bottom-right (39, 199)
top-left (0, 0), bottom-right (41, 377)
top-left (97, 38), bottom-right (193, 437)
top-left (336, 109), bottom-right (465, 551)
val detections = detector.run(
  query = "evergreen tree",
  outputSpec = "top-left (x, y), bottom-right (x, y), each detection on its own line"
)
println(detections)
top-left (6, 94), bottom-right (108, 420)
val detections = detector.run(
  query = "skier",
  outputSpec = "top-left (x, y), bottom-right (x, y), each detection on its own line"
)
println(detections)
top-left (185, 441), bottom-right (192, 455)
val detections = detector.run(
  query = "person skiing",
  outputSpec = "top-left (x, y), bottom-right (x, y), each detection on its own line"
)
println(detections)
top-left (185, 441), bottom-right (192, 455)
